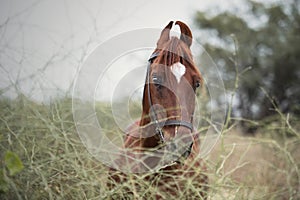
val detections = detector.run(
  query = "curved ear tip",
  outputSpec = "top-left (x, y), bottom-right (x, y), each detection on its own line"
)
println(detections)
top-left (175, 21), bottom-right (183, 25)
top-left (174, 20), bottom-right (192, 47)
top-left (166, 21), bottom-right (174, 28)
top-left (175, 21), bottom-right (189, 29)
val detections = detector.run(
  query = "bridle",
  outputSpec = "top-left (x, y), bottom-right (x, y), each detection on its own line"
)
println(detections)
top-left (145, 52), bottom-right (194, 161)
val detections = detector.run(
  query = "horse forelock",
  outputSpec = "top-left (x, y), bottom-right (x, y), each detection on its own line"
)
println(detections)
top-left (156, 37), bottom-right (201, 86)
top-left (158, 37), bottom-right (189, 65)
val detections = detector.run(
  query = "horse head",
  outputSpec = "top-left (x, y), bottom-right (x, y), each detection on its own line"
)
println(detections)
top-left (140, 21), bottom-right (203, 161)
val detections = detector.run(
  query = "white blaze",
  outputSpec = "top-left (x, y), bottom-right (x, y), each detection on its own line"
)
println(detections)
top-left (170, 62), bottom-right (186, 83)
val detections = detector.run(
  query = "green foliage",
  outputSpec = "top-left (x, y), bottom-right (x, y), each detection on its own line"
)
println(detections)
top-left (4, 151), bottom-right (24, 176)
top-left (0, 151), bottom-right (24, 194)
top-left (195, 0), bottom-right (300, 121)
top-left (0, 94), bottom-right (299, 199)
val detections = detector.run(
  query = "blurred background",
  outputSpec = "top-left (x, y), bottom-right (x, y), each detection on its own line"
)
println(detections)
top-left (194, 0), bottom-right (300, 129)
top-left (1, 0), bottom-right (299, 124)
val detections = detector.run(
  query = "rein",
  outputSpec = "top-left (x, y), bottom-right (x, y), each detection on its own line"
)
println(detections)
top-left (145, 52), bottom-right (194, 161)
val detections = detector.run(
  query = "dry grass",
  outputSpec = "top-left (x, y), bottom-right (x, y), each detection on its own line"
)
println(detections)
top-left (0, 95), bottom-right (299, 199)
top-left (207, 127), bottom-right (300, 199)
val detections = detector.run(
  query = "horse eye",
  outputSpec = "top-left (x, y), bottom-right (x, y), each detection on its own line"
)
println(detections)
top-left (152, 75), bottom-right (162, 87)
top-left (195, 81), bottom-right (201, 88)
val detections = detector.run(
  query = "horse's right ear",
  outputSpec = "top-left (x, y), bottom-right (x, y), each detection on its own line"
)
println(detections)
top-left (156, 21), bottom-right (173, 48)
top-left (175, 21), bottom-right (193, 48)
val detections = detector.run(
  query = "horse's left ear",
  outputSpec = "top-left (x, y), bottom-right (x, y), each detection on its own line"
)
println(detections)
top-left (157, 21), bottom-right (173, 48)
top-left (175, 21), bottom-right (193, 48)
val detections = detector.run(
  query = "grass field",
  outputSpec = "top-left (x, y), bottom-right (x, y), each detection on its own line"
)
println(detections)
top-left (0, 95), bottom-right (299, 199)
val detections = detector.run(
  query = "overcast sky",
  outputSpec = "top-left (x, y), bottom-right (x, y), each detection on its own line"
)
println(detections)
top-left (0, 0), bottom-right (279, 102)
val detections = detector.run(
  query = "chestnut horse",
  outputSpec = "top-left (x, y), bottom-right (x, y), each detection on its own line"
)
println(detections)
top-left (109, 21), bottom-right (208, 199)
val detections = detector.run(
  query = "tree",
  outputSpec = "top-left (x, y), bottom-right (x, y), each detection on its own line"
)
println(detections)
top-left (194, 0), bottom-right (300, 123)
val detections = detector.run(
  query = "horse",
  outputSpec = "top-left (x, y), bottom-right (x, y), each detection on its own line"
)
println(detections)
top-left (108, 21), bottom-right (208, 199)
